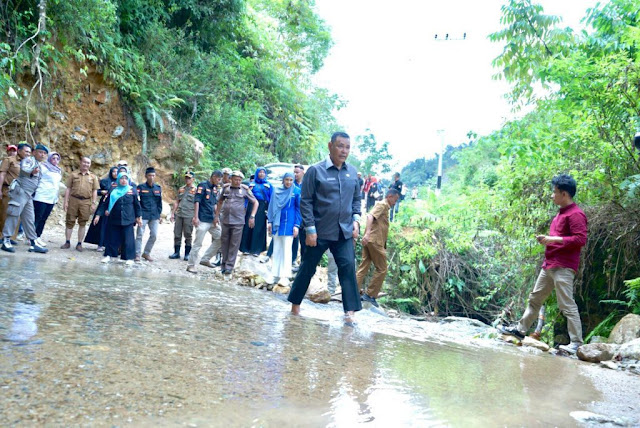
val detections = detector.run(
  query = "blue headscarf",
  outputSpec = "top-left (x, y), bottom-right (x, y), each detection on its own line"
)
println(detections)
top-left (107, 172), bottom-right (132, 212)
top-left (252, 166), bottom-right (271, 202)
top-left (254, 167), bottom-right (268, 184)
top-left (268, 172), bottom-right (295, 230)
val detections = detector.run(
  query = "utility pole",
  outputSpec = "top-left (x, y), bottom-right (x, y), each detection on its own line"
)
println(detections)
top-left (436, 129), bottom-right (445, 196)
top-left (431, 32), bottom-right (467, 196)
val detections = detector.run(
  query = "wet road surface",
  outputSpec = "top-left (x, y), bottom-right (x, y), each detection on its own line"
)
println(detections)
top-left (1, 256), bottom-right (639, 426)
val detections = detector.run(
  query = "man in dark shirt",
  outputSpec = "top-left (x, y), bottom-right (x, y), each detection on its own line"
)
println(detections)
top-left (187, 170), bottom-right (223, 273)
top-left (500, 174), bottom-right (588, 354)
top-left (135, 167), bottom-right (163, 262)
top-left (388, 172), bottom-right (403, 222)
top-left (288, 132), bottom-right (362, 324)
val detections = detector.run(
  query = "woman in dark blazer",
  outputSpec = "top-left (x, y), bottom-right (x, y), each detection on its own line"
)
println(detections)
top-left (93, 171), bottom-right (141, 265)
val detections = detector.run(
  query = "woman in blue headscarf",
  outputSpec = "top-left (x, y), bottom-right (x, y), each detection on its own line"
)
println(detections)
top-left (240, 166), bottom-right (272, 256)
top-left (85, 166), bottom-right (118, 250)
top-left (267, 172), bottom-right (301, 284)
top-left (93, 171), bottom-right (141, 265)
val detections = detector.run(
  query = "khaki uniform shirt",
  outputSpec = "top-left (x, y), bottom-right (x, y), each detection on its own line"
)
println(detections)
top-left (368, 200), bottom-right (391, 247)
top-left (66, 170), bottom-right (99, 199)
top-left (220, 183), bottom-right (257, 226)
top-left (0, 155), bottom-right (21, 187)
top-left (175, 184), bottom-right (196, 218)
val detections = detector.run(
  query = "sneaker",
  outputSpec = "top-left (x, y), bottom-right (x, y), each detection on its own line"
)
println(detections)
top-left (559, 343), bottom-right (581, 354)
top-left (361, 294), bottom-right (379, 308)
top-left (498, 324), bottom-right (525, 340)
top-left (220, 268), bottom-right (227, 274)
top-left (125, 260), bottom-right (134, 266)
top-left (134, 256), bottom-right (141, 262)
top-left (259, 255), bottom-right (270, 264)
top-left (292, 265), bottom-right (300, 273)
top-left (16, 232), bottom-right (25, 241)
top-left (200, 260), bottom-right (215, 268)
top-left (60, 241), bottom-right (71, 249)
top-left (75, 243), bottom-right (84, 252)
top-left (252, 253), bottom-right (260, 257)
top-left (35, 238), bottom-right (47, 247)
top-left (101, 256), bottom-right (111, 263)
top-left (186, 266), bottom-right (197, 273)
top-left (10, 239), bottom-right (18, 246)
top-left (142, 253), bottom-right (153, 262)
top-left (96, 246), bottom-right (105, 252)
top-left (1, 240), bottom-right (15, 253)
top-left (28, 243), bottom-right (48, 254)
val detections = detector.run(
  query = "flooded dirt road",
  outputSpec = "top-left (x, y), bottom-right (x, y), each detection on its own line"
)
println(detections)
top-left (1, 255), bottom-right (639, 427)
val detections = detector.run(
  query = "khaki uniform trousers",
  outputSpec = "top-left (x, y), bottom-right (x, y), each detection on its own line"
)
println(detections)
top-left (517, 268), bottom-right (583, 345)
top-left (356, 242), bottom-right (388, 298)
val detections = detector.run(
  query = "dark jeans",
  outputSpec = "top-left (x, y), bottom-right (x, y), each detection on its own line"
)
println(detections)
top-left (390, 200), bottom-right (400, 222)
top-left (288, 235), bottom-right (362, 313)
top-left (33, 201), bottom-right (54, 237)
top-left (104, 222), bottom-right (136, 260)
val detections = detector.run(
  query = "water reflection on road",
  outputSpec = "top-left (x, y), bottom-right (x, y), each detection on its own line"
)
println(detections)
top-left (0, 257), bottom-right (612, 426)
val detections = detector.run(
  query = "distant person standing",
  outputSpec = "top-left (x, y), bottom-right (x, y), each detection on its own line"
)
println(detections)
top-left (293, 164), bottom-right (306, 267)
top-left (240, 167), bottom-right (271, 257)
top-left (357, 172), bottom-right (365, 199)
top-left (356, 189), bottom-right (400, 307)
top-left (366, 177), bottom-right (379, 212)
top-left (267, 172), bottom-right (301, 285)
top-left (33, 150), bottom-right (63, 247)
top-left (411, 186), bottom-right (418, 200)
top-left (500, 174), bottom-right (587, 354)
top-left (0, 143), bottom-right (30, 234)
top-left (216, 171), bottom-right (258, 275)
top-left (389, 172), bottom-right (403, 222)
top-left (85, 166), bottom-right (118, 251)
top-left (1, 147), bottom-right (48, 254)
top-left (287, 132), bottom-right (362, 324)
top-left (61, 157), bottom-right (99, 251)
top-left (221, 168), bottom-right (232, 186)
top-left (170, 172), bottom-right (196, 260)
top-left (95, 171), bottom-right (142, 265)
top-left (135, 167), bottom-right (163, 262)
top-left (187, 170), bottom-right (223, 273)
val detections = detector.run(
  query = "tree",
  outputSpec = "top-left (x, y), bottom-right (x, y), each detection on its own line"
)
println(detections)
top-left (355, 130), bottom-right (392, 177)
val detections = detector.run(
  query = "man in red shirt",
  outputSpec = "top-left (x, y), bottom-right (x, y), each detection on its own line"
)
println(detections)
top-left (501, 174), bottom-right (587, 354)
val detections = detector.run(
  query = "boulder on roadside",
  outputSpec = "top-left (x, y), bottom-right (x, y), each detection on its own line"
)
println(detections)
top-left (522, 336), bottom-right (550, 352)
top-left (615, 338), bottom-right (640, 360)
top-left (273, 284), bottom-right (291, 294)
top-left (608, 314), bottom-right (640, 344)
top-left (577, 343), bottom-right (620, 363)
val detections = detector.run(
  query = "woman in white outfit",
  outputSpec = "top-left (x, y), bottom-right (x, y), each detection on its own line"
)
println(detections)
top-left (267, 172), bottom-right (301, 285)
top-left (33, 151), bottom-right (63, 246)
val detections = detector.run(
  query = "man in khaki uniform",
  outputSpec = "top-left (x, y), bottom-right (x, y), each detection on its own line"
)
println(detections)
top-left (356, 189), bottom-right (400, 307)
top-left (216, 170), bottom-right (258, 274)
top-left (0, 143), bottom-right (31, 234)
top-left (170, 171), bottom-right (196, 260)
top-left (62, 157), bottom-right (99, 251)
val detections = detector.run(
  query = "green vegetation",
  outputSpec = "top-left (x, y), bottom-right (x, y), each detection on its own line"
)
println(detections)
top-left (376, 0), bottom-right (640, 341)
top-left (0, 0), bottom-right (339, 168)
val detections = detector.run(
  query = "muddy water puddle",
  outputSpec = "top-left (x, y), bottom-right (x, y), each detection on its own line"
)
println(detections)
top-left (0, 257), bottom-right (628, 426)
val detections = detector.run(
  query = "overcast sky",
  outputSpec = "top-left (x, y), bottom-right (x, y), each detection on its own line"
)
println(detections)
top-left (313, 0), bottom-right (598, 170)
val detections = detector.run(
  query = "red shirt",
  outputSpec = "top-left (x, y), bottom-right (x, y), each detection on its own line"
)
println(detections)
top-left (542, 202), bottom-right (588, 272)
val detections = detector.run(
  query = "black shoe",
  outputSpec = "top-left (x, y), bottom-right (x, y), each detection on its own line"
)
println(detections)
top-left (498, 324), bottom-right (525, 340)
top-left (361, 294), bottom-right (379, 308)
top-left (184, 254), bottom-right (190, 261)
top-left (10, 239), bottom-right (18, 246)
top-left (214, 260), bottom-right (221, 267)
top-left (169, 252), bottom-right (181, 259)
top-left (220, 269), bottom-right (227, 274)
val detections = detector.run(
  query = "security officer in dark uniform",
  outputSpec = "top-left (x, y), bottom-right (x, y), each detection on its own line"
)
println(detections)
top-left (135, 167), bottom-right (163, 262)
top-left (170, 171), bottom-right (196, 260)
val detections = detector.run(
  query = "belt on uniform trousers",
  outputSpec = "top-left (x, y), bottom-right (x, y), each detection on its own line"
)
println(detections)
top-left (71, 195), bottom-right (90, 200)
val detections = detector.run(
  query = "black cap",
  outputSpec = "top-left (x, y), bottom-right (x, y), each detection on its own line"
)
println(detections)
top-left (145, 167), bottom-right (156, 175)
